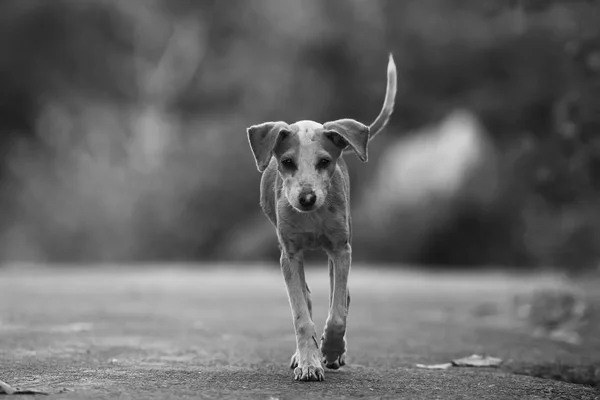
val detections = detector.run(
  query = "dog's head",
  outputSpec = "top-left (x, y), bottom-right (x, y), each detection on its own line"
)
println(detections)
top-left (247, 54), bottom-right (397, 213)
top-left (247, 119), bottom-right (369, 213)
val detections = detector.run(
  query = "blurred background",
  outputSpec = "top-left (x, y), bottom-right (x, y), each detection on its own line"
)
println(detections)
top-left (0, 0), bottom-right (599, 273)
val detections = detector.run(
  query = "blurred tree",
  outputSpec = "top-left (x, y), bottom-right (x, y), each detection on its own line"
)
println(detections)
top-left (0, 0), bottom-right (599, 269)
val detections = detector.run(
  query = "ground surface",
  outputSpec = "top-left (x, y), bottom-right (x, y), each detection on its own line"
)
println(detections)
top-left (0, 265), bottom-right (599, 399)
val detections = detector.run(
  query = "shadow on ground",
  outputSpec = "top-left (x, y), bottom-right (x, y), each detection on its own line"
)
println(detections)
top-left (0, 265), bottom-right (599, 399)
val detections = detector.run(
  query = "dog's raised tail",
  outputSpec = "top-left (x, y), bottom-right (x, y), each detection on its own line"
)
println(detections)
top-left (369, 53), bottom-right (397, 141)
top-left (343, 53), bottom-right (397, 156)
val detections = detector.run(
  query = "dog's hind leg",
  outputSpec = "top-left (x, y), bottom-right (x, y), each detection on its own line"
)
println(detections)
top-left (281, 250), bottom-right (324, 381)
top-left (321, 245), bottom-right (351, 369)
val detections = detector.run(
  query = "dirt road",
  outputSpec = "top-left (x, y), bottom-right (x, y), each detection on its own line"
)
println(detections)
top-left (1, 265), bottom-right (598, 399)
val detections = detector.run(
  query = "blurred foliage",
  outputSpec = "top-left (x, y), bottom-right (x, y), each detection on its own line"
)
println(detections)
top-left (0, 0), bottom-right (599, 270)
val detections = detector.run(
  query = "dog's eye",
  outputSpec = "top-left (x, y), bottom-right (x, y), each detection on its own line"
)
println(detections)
top-left (318, 158), bottom-right (331, 168)
top-left (281, 158), bottom-right (295, 168)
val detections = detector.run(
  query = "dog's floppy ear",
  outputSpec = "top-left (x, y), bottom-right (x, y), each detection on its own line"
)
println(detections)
top-left (323, 119), bottom-right (370, 162)
top-left (247, 121), bottom-right (291, 172)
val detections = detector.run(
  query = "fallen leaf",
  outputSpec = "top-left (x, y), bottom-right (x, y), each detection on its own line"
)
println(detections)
top-left (416, 363), bottom-right (453, 370)
top-left (0, 380), bottom-right (15, 395)
top-left (0, 379), bottom-right (48, 395)
top-left (452, 354), bottom-right (502, 368)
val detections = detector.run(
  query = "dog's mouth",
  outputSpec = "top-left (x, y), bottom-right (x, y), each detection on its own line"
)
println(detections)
top-left (288, 200), bottom-right (320, 213)
top-left (295, 204), bottom-right (318, 213)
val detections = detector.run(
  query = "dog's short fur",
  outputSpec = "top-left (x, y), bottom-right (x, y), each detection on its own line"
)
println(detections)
top-left (246, 55), bottom-right (397, 381)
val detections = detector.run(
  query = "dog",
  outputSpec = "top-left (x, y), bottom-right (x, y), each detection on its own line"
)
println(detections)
top-left (246, 54), bottom-right (397, 381)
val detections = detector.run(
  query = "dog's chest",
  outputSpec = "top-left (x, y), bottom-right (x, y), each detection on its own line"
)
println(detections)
top-left (293, 232), bottom-right (332, 250)
top-left (290, 214), bottom-right (329, 249)
top-left (277, 208), bottom-right (346, 251)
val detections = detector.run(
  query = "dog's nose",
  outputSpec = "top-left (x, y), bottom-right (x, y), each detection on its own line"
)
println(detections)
top-left (298, 191), bottom-right (316, 208)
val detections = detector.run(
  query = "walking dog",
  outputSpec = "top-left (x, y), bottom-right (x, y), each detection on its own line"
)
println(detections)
top-left (246, 54), bottom-right (397, 381)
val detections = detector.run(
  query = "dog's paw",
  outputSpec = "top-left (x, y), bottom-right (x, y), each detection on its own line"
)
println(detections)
top-left (322, 352), bottom-right (346, 370)
top-left (290, 349), bottom-right (324, 381)
top-left (320, 324), bottom-right (347, 370)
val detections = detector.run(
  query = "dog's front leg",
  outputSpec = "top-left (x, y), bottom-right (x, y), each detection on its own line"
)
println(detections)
top-left (321, 244), bottom-right (351, 369)
top-left (280, 250), bottom-right (324, 381)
